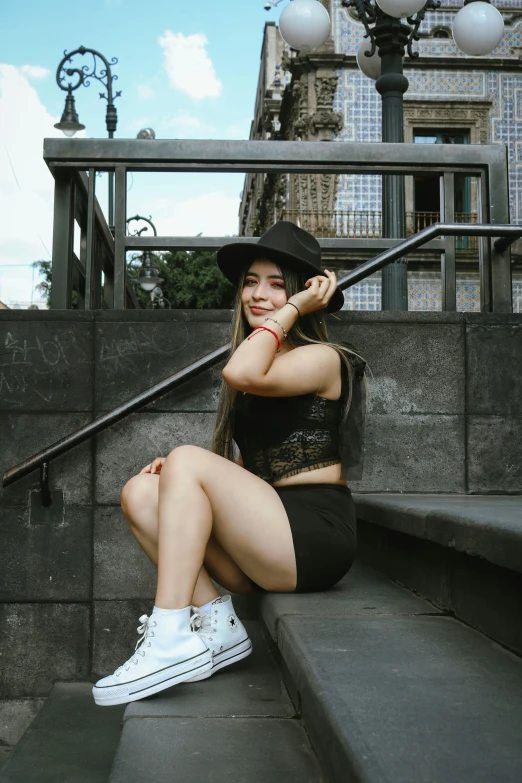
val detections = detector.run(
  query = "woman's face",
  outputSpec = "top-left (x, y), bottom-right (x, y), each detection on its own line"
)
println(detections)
top-left (241, 259), bottom-right (288, 329)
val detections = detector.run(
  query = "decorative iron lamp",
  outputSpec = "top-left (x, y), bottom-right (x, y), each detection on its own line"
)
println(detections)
top-left (54, 88), bottom-right (85, 136)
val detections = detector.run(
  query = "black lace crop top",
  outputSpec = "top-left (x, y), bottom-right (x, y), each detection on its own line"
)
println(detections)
top-left (231, 352), bottom-right (367, 484)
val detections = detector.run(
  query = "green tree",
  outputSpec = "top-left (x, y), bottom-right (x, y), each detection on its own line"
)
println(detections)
top-left (32, 260), bottom-right (80, 308)
top-left (33, 250), bottom-right (237, 309)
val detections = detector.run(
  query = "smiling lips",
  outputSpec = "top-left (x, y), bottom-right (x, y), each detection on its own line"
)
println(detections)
top-left (250, 306), bottom-right (269, 313)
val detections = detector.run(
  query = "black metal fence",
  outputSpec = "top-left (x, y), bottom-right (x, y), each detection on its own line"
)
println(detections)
top-left (43, 139), bottom-right (514, 313)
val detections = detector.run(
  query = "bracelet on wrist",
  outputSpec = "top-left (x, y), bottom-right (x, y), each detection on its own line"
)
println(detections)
top-left (264, 316), bottom-right (288, 340)
top-left (285, 301), bottom-right (301, 317)
top-left (247, 325), bottom-right (281, 352)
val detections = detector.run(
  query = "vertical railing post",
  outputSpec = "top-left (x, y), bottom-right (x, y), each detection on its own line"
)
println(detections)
top-left (113, 166), bottom-right (127, 309)
top-left (442, 173), bottom-right (456, 312)
top-left (84, 168), bottom-right (96, 310)
top-left (478, 173), bottom-right (492, 312)
top-left (103, 263), bottom-right (114, 309)
top-left (488, 149), bottom-right (512, 313)
top-left (50, 170), bottom-right (75, 309)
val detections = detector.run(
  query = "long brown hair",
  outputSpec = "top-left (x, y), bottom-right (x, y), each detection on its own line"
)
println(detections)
top-left (211, 260), bottom-right (369, 462)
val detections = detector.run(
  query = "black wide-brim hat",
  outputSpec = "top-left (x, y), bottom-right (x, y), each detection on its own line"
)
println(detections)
top-left (216, 220), bottom-right (345, 314)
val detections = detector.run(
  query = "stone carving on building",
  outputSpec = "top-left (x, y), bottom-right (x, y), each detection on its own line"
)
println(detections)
top-left (403, 101), bottom-right (491, 145)
top-left (316, 75), bottom-right (338, 106)
top-left (277, 49), bottom-right (345, 220)
top-left (238, 15), bottom-right (349, 235)
top-left (253, 173), bottom-right (288, 236)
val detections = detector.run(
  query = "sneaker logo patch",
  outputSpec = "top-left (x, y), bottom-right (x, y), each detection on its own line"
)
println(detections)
top-left (227, 614), bottom-right (238, 632)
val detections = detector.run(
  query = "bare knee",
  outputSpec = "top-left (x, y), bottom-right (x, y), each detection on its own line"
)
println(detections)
top-left (120, 474), bottom-right (158, 525)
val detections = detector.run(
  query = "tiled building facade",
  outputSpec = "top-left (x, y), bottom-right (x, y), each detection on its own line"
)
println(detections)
top-left (239, 1), bottom-right (522, 312)
top-left (332, 0), bottom-right (522, 311)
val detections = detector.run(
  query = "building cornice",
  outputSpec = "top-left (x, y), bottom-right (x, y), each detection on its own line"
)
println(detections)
top-left (291, 50), bottom-right (522, 72)
top-left (336, 55), bottom-right (522, 71)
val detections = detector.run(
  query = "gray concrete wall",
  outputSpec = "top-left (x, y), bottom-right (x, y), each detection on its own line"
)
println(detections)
top-left (1, 309), bottom-right (521, 699)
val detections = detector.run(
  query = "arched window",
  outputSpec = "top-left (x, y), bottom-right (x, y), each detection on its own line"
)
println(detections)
top-left (432, 27), bottom-right (451, 38)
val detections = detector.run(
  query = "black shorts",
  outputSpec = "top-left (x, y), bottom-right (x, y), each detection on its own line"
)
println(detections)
top-left (253, 483), bottom-right (357, 593)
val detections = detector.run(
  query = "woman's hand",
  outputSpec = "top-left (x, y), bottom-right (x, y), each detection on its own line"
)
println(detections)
top-left (287, 269), bottom-right (338, 316)
top-left (139, 457), bottom-right (166, 475)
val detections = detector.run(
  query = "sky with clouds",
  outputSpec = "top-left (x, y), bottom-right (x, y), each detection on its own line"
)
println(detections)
top-left (1, 0), bottom-right (285, 306)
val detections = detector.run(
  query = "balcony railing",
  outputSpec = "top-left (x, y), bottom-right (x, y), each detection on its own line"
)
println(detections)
top-left (407, 211), bottom-right (478, 252)
top-left (282, 210), bottom-right (479, 252)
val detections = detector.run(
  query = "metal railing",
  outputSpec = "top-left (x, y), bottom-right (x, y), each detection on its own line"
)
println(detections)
top-left (406, 211), bottom-right (479, 252)
top-left (282, 209), bottom-right (383, 239)
top-left (3, 221), bottom-right (521, 499)
top-left (4, 138), bottom-right (517, 502)
top-left (43, 138), bottom-right (513, 314)
top-left (282, 209), bottom-right (479, 251)
top-left (49, 170), bottom-right (139, 310)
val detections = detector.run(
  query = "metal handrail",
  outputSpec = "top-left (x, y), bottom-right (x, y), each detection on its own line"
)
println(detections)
top-left (3, 222), bottom-right (521, 490)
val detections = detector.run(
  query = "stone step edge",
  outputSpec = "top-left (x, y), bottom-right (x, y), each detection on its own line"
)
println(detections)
top-left (0, 683), bottom-right (124, 783)
top-left (258, 570), bottom-right (522, 783)
top-left (353, 493), bottom-right (522, 574)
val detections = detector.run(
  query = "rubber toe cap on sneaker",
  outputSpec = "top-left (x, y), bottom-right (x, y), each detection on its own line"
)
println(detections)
top-left (93, 673), bottom-right (119, 689)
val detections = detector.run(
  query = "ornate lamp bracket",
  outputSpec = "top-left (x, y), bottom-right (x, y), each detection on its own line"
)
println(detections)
top-left (56, 46), bottom-right (121, 133)
top-left (407, 0), bottom-right (442, 58)
top-left (342, 0), bottom-right (442, 60)
top-left (342, 0), bottom-right (378, 56)
top-left (126, 215), bottom-right (158, 237)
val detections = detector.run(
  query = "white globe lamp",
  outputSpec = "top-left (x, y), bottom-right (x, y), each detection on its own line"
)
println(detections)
top-left (376, 0), bottom-right (427, 19)
top-left (356, 39), bottom-right (382, 80)
top-left (279, 0), bottom-right (331, 54)
top-left (452, 1), bottom-right (504, 56)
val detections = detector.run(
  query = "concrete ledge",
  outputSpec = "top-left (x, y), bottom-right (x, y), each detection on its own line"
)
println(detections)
top-left (261, 560), bottom-right (443, 641)
top-left (0, 684), bottom-right (124, 783)
top-left (354, 494), bottom-right (522, 573)
top-left (259, 563), bottom-right (522, 783)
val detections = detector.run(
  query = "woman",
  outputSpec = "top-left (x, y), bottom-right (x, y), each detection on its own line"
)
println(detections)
top-left (92, 221), bottom-right (368, 707)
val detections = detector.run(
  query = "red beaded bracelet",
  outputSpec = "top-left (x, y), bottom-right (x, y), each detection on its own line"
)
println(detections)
top-left (247, 326), bottom-right (281, 352)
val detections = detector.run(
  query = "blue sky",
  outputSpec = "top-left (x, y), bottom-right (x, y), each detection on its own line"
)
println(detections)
top-left (1, 0), bottom-right (286, 305)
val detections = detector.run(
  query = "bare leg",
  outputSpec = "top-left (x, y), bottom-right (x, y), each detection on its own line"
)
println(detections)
top-left (152, 446), bottom-right (297, 609)
top-left (120, 473), bottom-right (254, 607)
top-left (155, 461), bottom-right (210, 607)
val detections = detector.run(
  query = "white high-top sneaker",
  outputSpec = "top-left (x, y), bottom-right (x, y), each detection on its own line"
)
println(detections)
top-left (186, 595), bottom-right (252, 682)
top-left (92, 606), bottom-right (212, 706)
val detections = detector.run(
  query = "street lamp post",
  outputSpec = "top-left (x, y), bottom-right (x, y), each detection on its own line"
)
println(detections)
top-left (343, 0), bottom-right (442, 309)
top-left (126, 215), bottom-right (165, 301)
top-left (273, 0), bottom-right (505, 309)
top-left (341, 0), bottom-right (504, 308)
top-left (54, 46), bottom-right (122, 231)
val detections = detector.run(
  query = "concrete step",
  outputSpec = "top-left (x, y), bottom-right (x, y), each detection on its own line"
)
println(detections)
top-left (0, 683), bottom-right (125, 783)
top-left (354, 493), bottom-right (522, 654)
top-left (110, 620), bottom-right (323, 782)
top-left (260, 561), bottom-right (522, 783)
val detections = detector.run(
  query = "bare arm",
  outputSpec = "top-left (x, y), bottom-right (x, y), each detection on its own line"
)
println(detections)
top-left (222, 301), bottom-right (299, 383)
top-left (223, 343), bottom-right (341, 398)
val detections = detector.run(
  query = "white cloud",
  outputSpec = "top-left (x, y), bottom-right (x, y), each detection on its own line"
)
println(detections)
top-left (137, 84), bottom-right (155, 100)
top-left (0, 64), bottom-right (85, 304)
top-left (141, 192), bottom-right (239, 237)
top-left (161, 114), bottom-right (219, 139)
top-left (163, 114), bottom-right (204, 129)
top-left (0, 63), bottom-right (238, 305)
top-left (223, 119), bottom-right (253, 139)
top-left (20, 65), bottom-right (50, 80)
top-left (159, 31), bottom-right (222, 100)
top-left (126, 116), bottom-right (157, 133)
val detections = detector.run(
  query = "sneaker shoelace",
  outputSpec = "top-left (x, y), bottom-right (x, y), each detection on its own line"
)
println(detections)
top-left (115, 614), bottom-right (157, 675)
top-left (190, 611), bottom-right (216, 643)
